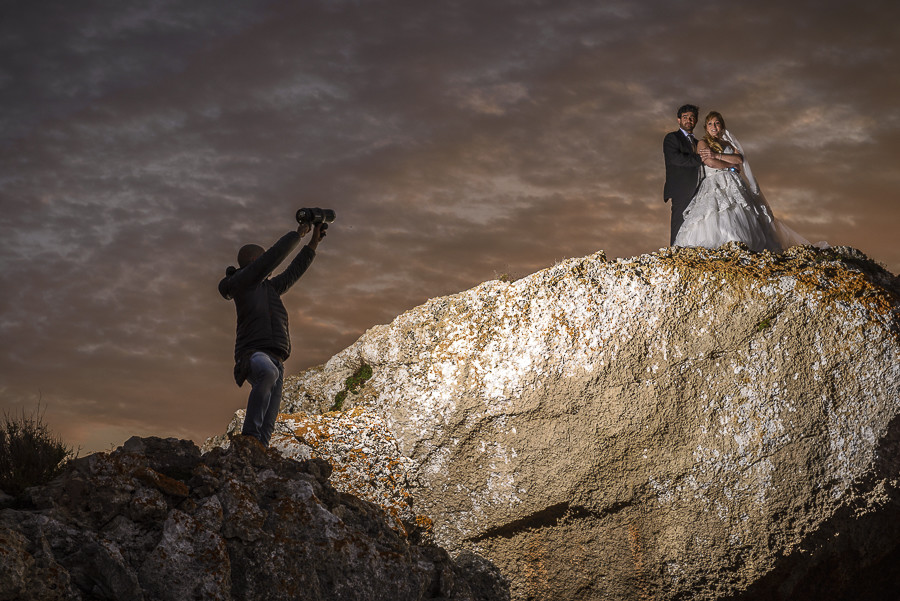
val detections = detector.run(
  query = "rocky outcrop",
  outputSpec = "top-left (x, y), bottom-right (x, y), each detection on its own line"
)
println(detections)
top-left (0, 435), bottom-right (508, 601)
top-left (203, 405), bottom-right (420, 531)
top-left (216, 243), bottom-right (900, 600)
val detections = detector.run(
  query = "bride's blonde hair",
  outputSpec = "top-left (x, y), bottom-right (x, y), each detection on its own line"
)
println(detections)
top-left (703, 111), bottom-right (726, 153)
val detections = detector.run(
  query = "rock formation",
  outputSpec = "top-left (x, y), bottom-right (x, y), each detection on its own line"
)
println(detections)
top-left (210, 243), bottom-right (900, 600)
top-left (0, 435), bottom-right (508, 601)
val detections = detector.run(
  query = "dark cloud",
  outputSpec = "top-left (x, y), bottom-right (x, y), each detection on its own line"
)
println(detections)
top-left (1, 0), bottom-right (898, 452)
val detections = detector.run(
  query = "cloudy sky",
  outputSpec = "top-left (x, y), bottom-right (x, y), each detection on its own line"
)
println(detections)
top-left (2, 0), bottom-right (898, 454)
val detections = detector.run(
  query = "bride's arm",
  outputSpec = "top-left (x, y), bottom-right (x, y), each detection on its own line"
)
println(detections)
top-left (713, 150), bottom-right (743, 165)
top-left (699, 140), bottom-right (743, 169)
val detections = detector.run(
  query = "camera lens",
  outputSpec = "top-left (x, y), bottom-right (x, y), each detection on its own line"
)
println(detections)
top-left (296, 208), bottom-right (336, 225)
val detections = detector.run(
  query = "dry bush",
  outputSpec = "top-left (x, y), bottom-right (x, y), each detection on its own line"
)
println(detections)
top-left (0, 405), bottom-right (74, 497)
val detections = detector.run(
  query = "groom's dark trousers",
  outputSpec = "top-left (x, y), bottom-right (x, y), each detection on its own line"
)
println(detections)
top-left (663, 130), bottom-right (703, 245)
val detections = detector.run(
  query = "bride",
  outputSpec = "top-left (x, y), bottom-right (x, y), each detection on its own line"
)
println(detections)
top-left (674, 111), bottom-right (808, 252)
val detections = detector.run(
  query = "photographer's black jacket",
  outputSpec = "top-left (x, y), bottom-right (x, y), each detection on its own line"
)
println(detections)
top-left (218, 231), bottom-right (315, 381)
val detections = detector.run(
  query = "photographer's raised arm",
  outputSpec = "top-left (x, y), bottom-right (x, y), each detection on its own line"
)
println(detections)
top-left (218, 231), bottom-right (301, 299)
top-left (270, 223), bottom-right (327, 294)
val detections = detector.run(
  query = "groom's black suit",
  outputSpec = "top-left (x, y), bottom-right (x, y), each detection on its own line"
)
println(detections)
top-left (663, 130), bottom-right (703, 245)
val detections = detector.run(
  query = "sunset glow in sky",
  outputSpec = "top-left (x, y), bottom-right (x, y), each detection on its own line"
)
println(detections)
top-left (2, 0), bottom-right (898, 453)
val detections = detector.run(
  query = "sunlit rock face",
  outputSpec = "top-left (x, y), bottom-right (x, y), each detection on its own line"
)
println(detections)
top-left (222, 243), bottom-right (900, 601)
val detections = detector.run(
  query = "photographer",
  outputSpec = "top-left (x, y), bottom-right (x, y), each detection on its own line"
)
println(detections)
top-left (218, 220), bottom-right (327, 447)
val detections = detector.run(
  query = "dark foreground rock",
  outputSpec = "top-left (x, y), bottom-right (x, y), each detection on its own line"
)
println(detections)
top-left (0, 435), bottom-right (508, 601)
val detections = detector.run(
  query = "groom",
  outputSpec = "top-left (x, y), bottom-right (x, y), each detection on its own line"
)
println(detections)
top-left (663, 104), bottom-right (704, 245)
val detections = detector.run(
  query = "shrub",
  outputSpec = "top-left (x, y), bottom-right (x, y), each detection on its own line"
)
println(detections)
top-left (0, 406), bottom-right (74, 497)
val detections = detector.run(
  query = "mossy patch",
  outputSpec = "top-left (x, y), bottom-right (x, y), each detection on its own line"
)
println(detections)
top-left (330, 363), bottom-right (374, 411)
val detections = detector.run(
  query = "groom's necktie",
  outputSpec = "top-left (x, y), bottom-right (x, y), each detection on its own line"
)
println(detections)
top-left (687, 133), bottom-right (697, 148)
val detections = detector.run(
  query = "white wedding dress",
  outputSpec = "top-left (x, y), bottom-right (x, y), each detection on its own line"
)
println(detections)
top-left (674, 130), bottom-right (809, 253)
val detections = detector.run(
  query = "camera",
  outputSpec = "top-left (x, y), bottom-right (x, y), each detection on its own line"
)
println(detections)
top-left (295, 207), bottom-right (336, 226)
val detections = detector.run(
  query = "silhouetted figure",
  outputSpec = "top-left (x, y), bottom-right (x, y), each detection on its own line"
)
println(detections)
top-left (218, 222), bottom-right (326, 446)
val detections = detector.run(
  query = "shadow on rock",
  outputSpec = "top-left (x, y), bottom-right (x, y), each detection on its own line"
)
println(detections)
top-left (0, 435), bottom-right (509, 601)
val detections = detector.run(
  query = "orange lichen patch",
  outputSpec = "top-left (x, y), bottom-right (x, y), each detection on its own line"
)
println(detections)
top-left (271, 407), bottom-right (418, 536)
top-left (415, 514), bottom-right (433, 533)
top-left (523, 534), bottom-right (549, 599)
top-left (286, 420), bottom-right (327, 443)
top-left (628, 521), bottom-right (652, 601)
top-left (662, 245), bottom-right (900, 320)
top-left (133, 467), bottom-right (189, 498)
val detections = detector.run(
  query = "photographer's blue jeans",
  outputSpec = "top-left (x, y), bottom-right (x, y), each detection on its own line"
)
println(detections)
top-left (242, 351), bottom-right (284, 447)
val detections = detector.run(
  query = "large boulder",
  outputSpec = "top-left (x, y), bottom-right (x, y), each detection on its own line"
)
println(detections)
top-left (0, 435), bottom-right (508, 601)
top-left (240, 244), bottom-right (900, 600)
